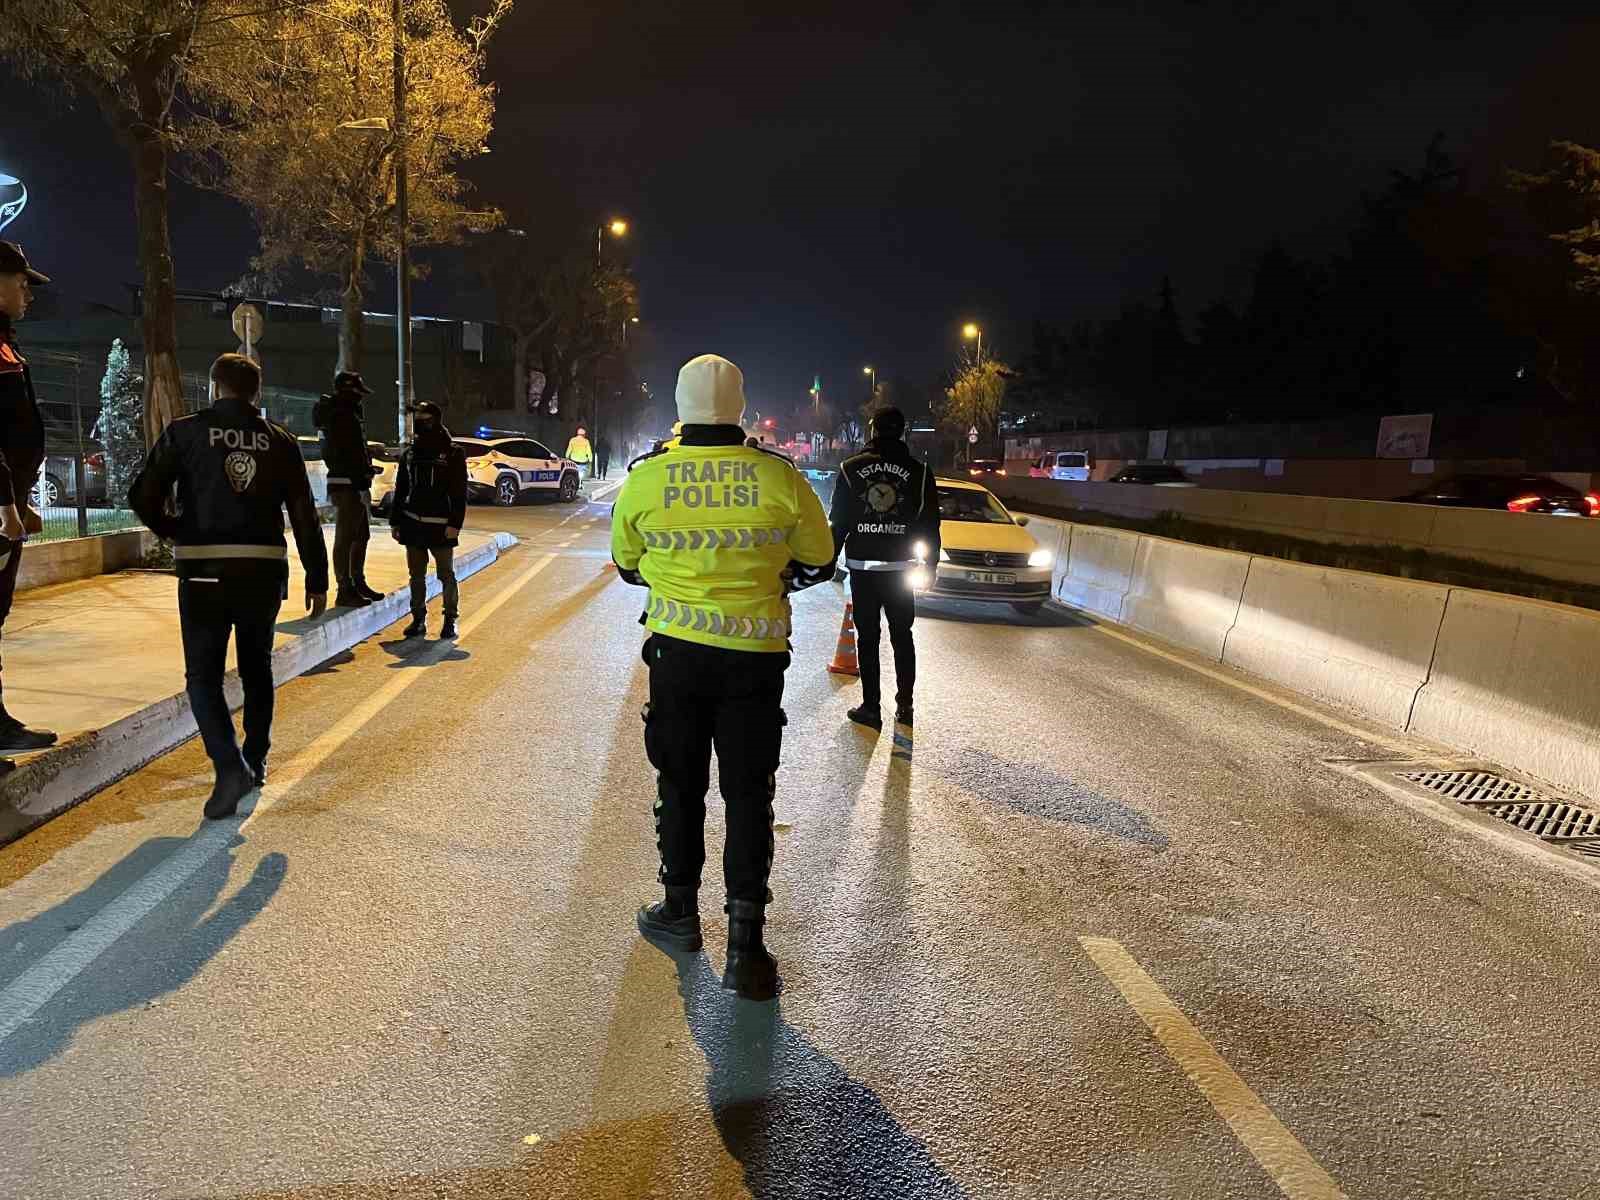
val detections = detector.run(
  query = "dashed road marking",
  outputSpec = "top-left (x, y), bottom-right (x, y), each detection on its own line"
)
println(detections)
top-left (0, 553), bottom-right (558, 1049)
top-left (1079, 937), bottom-right (1348, 1200)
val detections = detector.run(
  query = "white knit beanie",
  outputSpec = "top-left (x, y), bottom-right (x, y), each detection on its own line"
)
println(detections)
top-left (675, 354), bottom-right (746, 426)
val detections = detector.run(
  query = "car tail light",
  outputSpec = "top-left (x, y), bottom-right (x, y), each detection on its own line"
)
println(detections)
top-left (85, 453), bottom-right (105, 468)
top-left (996, 468), bottom-right (1007, 475)
top-left (969, 469), bottom-right (981, 476)
top-left (1506, 494), bottom-right (1542, 513)
top-left (1587, 492), bottom-right (1600, 517)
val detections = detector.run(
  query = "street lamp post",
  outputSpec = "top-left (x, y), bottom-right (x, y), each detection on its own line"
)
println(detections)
top-left (598, 218), bottom-right (628, 264)
top-left (863, 365), bottom-right (876, 400)
top-left (391, 0), bottom-right (412, 443)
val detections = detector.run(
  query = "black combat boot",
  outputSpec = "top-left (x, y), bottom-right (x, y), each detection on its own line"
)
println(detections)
top-left (401, 615), bottom-right (426, 638)
top-left (335, 589), bottom-right (372, 608)
top-left (722, 899), bottom-right (779, 1001)
top-left (894, 702), bottom-right (914, 727)
top-left (204, 761), bottom-right (255, 820)
top-left (438, 617), bottom-right (458, 640)
top-left (847, 704), bottom-right (882, 732)
top-left (637, 885), bottom-right (702, 951)
top-left (356, 579), bottom-right (385, 602)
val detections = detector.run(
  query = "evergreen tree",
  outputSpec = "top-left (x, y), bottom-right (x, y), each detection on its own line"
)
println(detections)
top-left (97, 339), bottom-right (145, 507)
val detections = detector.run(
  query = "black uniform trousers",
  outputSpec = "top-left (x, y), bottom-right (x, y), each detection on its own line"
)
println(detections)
top-left (0, 538), bottom-right (22, 722)
top-left (643, 633), bottom-right (787, 904)
top-left (178, 575), bottom-right (283, 774)
top-left (849, 568), bottom-right (917, 710)
top-left (329, 487), bottom-right (370, 591)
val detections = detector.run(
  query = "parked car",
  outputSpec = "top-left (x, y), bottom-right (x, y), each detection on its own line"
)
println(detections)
top-left (1108, 463), bottom-right (1195, 487)
top-left (368, 442), bottom-right (400, 514)
top-left (1030, 450), bottom-right (1091, 481)
top-left (297, 436), bottom-right (329, 504)
top-left (1398, 474), bottom-right (1599, 517)
top-left (915, 478), bottom-right (1053, 614)
top-left (800, 466), bottom-right (837, 508)
top-left (965, 458), bottom-right (1007, 479)
top-left (457, 436), bottom-right (583, 505)
top-left (37, 447), bottom-right (109, 508)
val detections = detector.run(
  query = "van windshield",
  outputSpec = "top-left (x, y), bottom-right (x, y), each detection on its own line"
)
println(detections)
top-left (1057, 453), bottom-right (1087, 467)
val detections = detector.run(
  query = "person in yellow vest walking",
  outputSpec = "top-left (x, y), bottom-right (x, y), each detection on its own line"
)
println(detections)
top-left (613, 354), bottom-right (834, 1000)
top-left (565, 425), bottom-right (594, 478)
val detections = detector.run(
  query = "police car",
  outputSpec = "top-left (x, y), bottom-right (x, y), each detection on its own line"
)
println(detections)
top-left (916, 477), bottom-right (1053, 614)
top-left (456, 433), bottom-right (583, 505)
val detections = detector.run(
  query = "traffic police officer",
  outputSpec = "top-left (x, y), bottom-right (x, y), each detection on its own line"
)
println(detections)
top-left (613, 354), bottom-right (834, 1000)
top-left (130, 353), bottom-right (329, 819)
top-left (829, 406), bottom-right (940, 730)
top-left (0, 241), bottom-right (56, 756)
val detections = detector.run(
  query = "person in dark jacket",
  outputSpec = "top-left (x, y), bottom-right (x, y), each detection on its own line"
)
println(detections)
top-left (0, 241), bottom-right (54, 756)
top-left (595, 435), bottom-right (612, 480)
top-left (390, 402), bottom-right (467, 640)
top-left (314, 371), bottom-right (380, 608)
top-left (828, 406), bottom-right (940, 730)
top-left (130, 353), bottom-right (329, 819)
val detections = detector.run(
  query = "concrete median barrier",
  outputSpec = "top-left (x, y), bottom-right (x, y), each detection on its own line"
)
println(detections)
top-left (1409, 589), bottom-right (1600, 803)
top-left (1221, 558), bottom-right (1449, 729)
top-left (1057, 524), bottom-right (1138, 618)
top-left (1119, 536), bottom-right (1250, 660)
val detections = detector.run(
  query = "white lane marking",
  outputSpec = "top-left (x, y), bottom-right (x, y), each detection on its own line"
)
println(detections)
top-left (587, 478), bottom-right (625, 503)
top-left (1080, 937), bottom-right (1348, 1200)
top-left (1088, 623), bottom-right (1416, 755)
top-left (0, 554), bottom-right (557, 1049)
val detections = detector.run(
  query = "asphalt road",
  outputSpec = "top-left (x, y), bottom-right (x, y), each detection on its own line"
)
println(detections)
top-left (2, 484), bottom-right (1597, 1200)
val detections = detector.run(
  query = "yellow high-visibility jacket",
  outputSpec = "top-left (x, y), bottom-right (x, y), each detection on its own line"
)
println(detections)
top-left (612, 434), bottom-right (835, 653)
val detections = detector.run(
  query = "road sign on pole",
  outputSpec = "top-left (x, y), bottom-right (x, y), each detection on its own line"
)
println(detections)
top-left (968, 426), bottom-right (978, 444)
top-left (231, 303), bottom-right (264, 364)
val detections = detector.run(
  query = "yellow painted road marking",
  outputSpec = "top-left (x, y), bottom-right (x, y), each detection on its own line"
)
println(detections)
top-left (1079, 937), bottom-right (1348, 1200)
top-left (0, 552), bottom-right (559, 1045)
top-left (1089, 624), bottom-right (1416, 755)
top-left (252, 553), bottom-right (557, 819)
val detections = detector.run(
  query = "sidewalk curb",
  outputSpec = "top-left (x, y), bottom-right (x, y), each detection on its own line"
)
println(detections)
top-left (0, 531), bottom-right (518, 848)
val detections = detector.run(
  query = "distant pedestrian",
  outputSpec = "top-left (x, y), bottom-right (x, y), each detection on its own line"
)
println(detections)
top-left (314, 370), bottom-right (381, 608)
top-left (391, 402), bottom-right (467, 641)
top-left (129, 353), bottom-right (328, 819)
top-left (595, 435), bottom-right (612, 480)
top-left (829, 406), bottom-right (940, 730)
top-left (566, 425), bottom-right (594, 478)
top-left (0, 241), bottom-right (56, 757)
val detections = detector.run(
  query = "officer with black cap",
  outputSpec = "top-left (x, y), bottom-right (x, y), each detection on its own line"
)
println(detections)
top-left (390, 401), bottom-right (467, 640)
top-left (314, 370), bottom-right (381, 607)
top-left (130, 353), bottom-right (329, 819)
top-left (828, 406), bottom-right (940, 730)
top-left (0, 241), bottom-right (57, 755)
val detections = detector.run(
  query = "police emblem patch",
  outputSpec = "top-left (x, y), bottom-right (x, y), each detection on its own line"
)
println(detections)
top-left (224, 451), bottom-right (258, 494)
top-left (866, 481), bottom-right (899, 513)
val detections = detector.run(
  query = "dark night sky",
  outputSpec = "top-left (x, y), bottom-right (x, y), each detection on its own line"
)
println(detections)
top-left (2, 1), bottom-right (1599, 419)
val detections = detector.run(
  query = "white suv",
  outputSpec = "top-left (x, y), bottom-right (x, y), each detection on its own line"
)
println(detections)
top-left (457, 436), bottom-right (583, 505)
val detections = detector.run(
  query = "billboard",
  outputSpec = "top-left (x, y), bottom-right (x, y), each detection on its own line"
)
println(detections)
top-left (1376, 413), bottom-right (1432, 459)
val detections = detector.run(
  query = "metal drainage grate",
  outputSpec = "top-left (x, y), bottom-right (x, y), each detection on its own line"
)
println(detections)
top-left (1399, 769), bottom-right (1600, 851)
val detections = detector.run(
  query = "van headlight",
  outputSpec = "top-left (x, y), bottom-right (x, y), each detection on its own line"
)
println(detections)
top-left (913, 540), bottom-right (928, 560)
top-left (907, 567), bottom-right (931, 591)
top-left (1027, 548), bottom-right (1053, 568)
top-left (939, 548), bottom-right (950, 562)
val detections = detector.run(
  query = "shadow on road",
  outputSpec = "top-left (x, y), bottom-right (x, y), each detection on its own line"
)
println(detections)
top-left (302, 648), bottom-right (357, 676)
top-left (0, 839), bottom-right (285, 1077)
top-left (670, 950), bottom-right (966, 1200)
top-left (916, 598), bottom-right (1091, 628)
top-left (379, 638), bottom-right (471, 668)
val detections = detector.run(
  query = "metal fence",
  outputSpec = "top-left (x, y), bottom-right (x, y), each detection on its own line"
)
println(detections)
top-left (25, 349), bottom-right (143, 543)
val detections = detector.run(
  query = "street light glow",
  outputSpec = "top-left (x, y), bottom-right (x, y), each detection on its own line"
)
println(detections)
top-left (962, 323), bottom-right (980, 340)
top-left (863, 366), bottom-right (873, 375)
top-left (609, 219), bottom-right (629, 237)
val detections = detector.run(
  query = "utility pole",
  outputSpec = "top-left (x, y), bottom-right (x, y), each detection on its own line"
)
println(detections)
top-left (392, 0), bottom-right (414, 443)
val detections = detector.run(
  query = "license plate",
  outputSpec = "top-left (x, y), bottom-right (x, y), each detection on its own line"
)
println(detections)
top-left (965, 570), bottom-right (1015, 585)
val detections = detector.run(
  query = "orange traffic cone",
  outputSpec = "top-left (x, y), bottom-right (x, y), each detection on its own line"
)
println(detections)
top-left (827, 602), bottom-right (860, 676)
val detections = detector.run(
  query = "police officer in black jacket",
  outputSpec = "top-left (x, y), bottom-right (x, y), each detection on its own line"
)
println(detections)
top-left (828, 407), bottom-right (940, 730)
top-left (0, 241), bottom-right (55, 755)
top-left (314, 370), bottom-right (380, 608)
top-left (130, 353), bottom-right (330, 819)
top-left (390, 402), bottom-right (468, 640)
